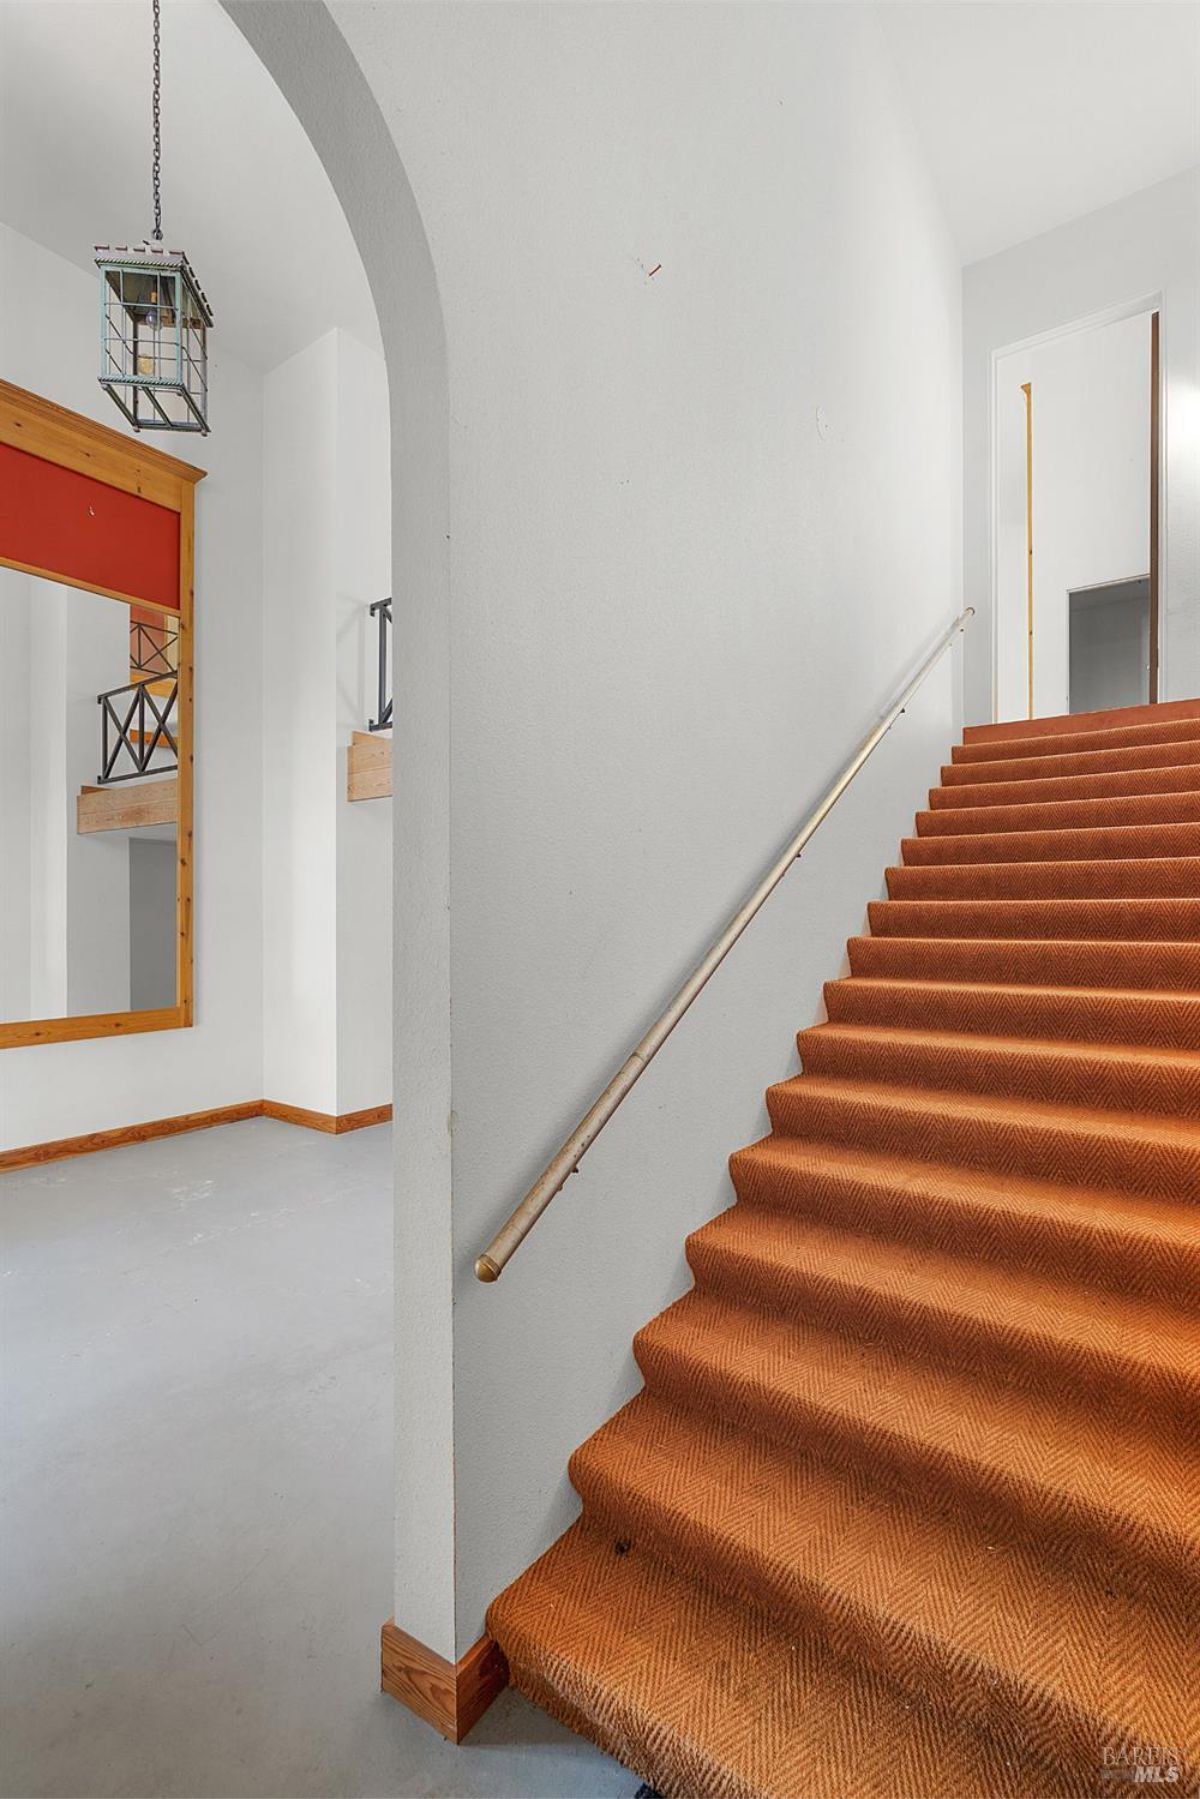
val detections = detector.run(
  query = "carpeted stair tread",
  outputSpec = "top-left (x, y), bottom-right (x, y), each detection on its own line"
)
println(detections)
top-left (732, 1131), bottom-right (1200, 1305)
top-left (952, 714), bottom-right (1200, 765)
top-left (847, 933), bottom-right (1200, 990)
top-left (824, 974), bottom-right (1200, 1047)
top-left (916, 791), bottom-right (1200, 835)
top-left (794, 1021), bottom-right (1200, 1115)
top-left (488, 1522), bottom-right (1090, 1799)
top-left (900, 820), bottom-right (1200, 865)
top-left (929, 762), bottom-right (1200, 809)
top-left (568, 1392), bottom-right (1196, 1775)
top-left (941, 738), bottom-right (1200, 787)
top-left (635, 1289), bottom-right (1200, 1599)
top-left (867, 895), bottom-right (1200, 940)
top-left (963, 697), bottom-right (1200, 746)
top-left (885, 857), bottom-right (1200, 898)
top-left (766, 1073), bottom-right (1200, 1198)
top-left (683, 1204), bottom-right (1200, 1416)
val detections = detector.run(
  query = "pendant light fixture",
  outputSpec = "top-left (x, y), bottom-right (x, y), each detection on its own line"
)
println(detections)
top-left (95, 0), bottom-right (212, 433)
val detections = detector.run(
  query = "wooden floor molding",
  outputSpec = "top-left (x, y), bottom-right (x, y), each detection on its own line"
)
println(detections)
top-left (380, 1619), bottom-right (508, 1744)
top-left (0, 1099), bottom-right (393, 1173)
top-left (261, 1100), bottom-right (393, 1135)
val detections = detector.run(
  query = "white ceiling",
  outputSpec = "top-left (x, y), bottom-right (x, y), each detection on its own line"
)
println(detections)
top-left (876, 0), bottom-right (1200, 265)
top-left (0, 0), bottom-right (381, 371)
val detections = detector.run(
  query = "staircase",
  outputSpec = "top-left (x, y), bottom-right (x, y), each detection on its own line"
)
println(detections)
top-left (487, 697), bottom-right (1200, 1799)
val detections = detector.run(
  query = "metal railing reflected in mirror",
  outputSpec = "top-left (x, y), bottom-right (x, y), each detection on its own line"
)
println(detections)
top-left (98, 679), bottom-right (179, 784)
top-left (369, 597), bottom-right (392, 732)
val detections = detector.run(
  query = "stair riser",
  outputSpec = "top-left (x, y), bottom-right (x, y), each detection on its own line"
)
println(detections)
top-left (685, 1234), bottom-right (1198, 1421)
top-left (635, 1328), bottom-right (1197, 1613)
top-left (901, 823), bottom-right (1200, 866)
top-left (572, 1461), bottom-right (1144, 1781)
top-left (917, 795), bottom-right (1200, 836)
top-left (766, 1083), bottom-right (1200, 1201)
top-left (952, 720), bottom-right (1200, 766)
top-left (847, 936), bottom-right (1200, 991)
top-left (885, 860), bottom-right (1200, 899)
top-left (868, 898), bottom-right (1200, 941)
top-left (941, 740), bottom-right (1200, 787)
top-left (729, 1146), bottom-right (1200, 1303)
top-left (929, 764), bottom-right (1200, 810)
top-left (824, 978), bottom-right (1200, 1048)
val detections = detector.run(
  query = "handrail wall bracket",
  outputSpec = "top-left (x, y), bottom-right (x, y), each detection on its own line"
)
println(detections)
top-left (474, 605), bottom-right (974, 1282)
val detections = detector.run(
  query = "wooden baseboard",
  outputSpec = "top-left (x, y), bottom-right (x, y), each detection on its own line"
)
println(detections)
top-left (0, 1101), bottom-right (262, 1172)
top-left (1, 1099), bottom-right (393, 1173)
top-left (380, 1619), bottom-right (508, 1743)
top-left (262, 1100), bottom-right (392, 1135)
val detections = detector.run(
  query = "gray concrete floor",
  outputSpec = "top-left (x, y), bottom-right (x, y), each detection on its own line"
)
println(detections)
top-left (1, 1119), bottom-right (633, 1799)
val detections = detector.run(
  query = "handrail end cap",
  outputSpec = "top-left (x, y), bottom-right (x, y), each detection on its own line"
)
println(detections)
top-left (474, 1253), bottom-right (502, 1284)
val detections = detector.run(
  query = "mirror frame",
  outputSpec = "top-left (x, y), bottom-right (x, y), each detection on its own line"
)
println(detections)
top-left (0, 380), bottom-right (204, 1048)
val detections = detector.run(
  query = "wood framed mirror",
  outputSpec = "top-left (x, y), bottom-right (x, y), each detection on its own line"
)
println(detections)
top-left (0, 381), bottom-right (203, 1049)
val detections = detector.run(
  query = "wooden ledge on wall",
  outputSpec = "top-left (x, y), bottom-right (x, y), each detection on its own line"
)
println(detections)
top-left (348, 730), bottom-right (392, 802)
top-left (381, 1619), bottom-right (508, 1744)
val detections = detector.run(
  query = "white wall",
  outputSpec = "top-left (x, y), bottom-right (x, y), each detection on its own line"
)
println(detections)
top-left (333, 332), bottom-right (392, 1118)
top-left (239, 0), bottom-right (964, 1662)
top-left (0, 224), bottom-right (266, 1152)
top-left (262, 334), bottom-right (340, 1116)
top-left (262, 327), bottom-right (392, 1118)
top-left (964, 169), bottom-right (1200, 721)
top-left (995, 311), bottom-right (1152, 720)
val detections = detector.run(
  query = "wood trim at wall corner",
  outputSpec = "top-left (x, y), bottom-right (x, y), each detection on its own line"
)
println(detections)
top-left (380, 1619), bottom-right (508, 1744)
top-left (261, 1100), bottom-right (393, 1135)
top-left (0, 1099), bottom-right (393, 1173)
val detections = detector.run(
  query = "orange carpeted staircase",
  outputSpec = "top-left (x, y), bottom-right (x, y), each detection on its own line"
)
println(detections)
top-left (487, 697), bottom-right (1200, 1799)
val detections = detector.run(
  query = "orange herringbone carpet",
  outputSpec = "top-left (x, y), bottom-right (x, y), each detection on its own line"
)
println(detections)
top-left (487, 698), bottom-right (1200, 1799)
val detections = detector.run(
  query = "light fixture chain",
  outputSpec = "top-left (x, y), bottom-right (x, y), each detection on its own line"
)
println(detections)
top-left (151, 0), bottom-right (162, 241)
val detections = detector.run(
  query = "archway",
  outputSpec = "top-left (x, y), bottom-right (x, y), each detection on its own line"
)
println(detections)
top-left (222, 0), bottom-right (457, 1664)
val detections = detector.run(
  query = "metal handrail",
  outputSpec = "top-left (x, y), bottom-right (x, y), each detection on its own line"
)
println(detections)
top-left (474, 605), bottom-right (974, 1282)
top-left (369, 598), bottom-right (393, 732)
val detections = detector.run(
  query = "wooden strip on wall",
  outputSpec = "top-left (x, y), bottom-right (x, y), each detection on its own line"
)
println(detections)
top-left (0, 1101), bottom-right (394, 1171)
top-left (0, 1101), bottom-right (263, 1173)
top-left (1021, 380), bottom-right (1033, 719)
top-left (1149, 310), bottom-right (1161, 705)
top-left (261, 1100), bottom-right (393, 1135)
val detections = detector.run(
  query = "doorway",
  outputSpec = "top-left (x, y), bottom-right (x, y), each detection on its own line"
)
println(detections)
top-left (993, 305), bottom-right (1161, 721)
top-left (1068, 576), bottom-right (1151, 714)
